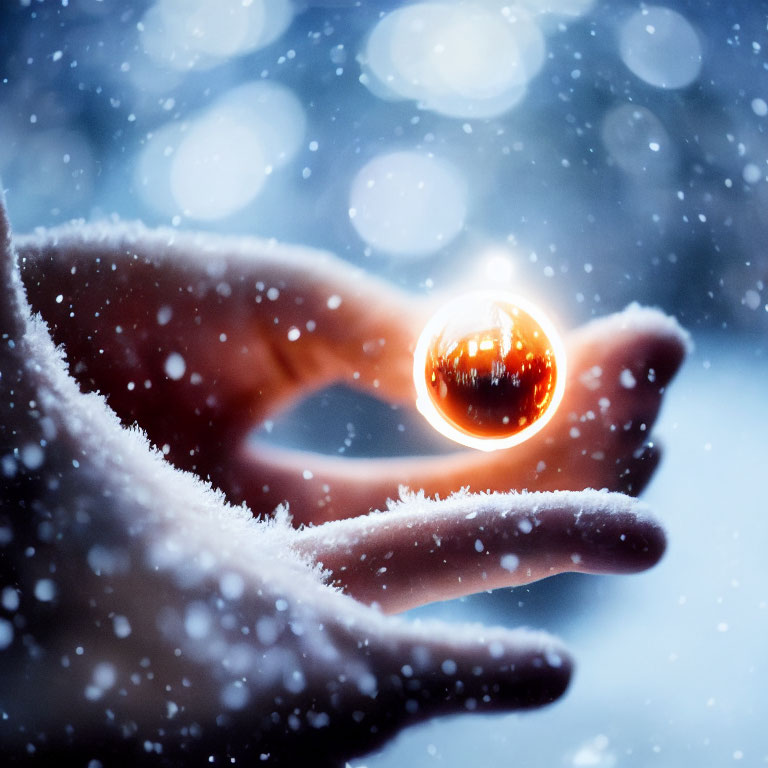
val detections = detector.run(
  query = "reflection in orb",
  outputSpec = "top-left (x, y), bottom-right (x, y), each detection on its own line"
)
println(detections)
top-left (413, 291), bottom-right (566, 451)
top-left (349, 152), bottom-right (466, 256)
top-left (619, 6), bottom-right (702, 90)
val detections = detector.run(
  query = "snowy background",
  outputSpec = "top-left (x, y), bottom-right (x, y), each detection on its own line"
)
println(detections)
top-left (1, 0), bottom-right (767, 765)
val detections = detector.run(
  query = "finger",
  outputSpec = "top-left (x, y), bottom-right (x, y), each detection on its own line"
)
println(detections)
top-left (229, 306), bottom-right (688, 521)
top-left (324, 622), bottom-right (572, 764)
top-left (525, 304), bottom-right (689, 494)
top-left (17, 224), bottom-right (423, 475)
top-left (0, 199), bottom-right (587, 767)
top-left (231, 615), bottom-right (572, 765)
top-left (615, 438), bottom-right (663, 495)
top-left (17, 223), bottom-right (422, 405)
top-left (293, 489), bottom-right (665, 613)
top-left (19, 223), bottom-right (688, 526)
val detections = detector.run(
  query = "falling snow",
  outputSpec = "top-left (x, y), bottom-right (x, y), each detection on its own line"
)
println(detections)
top-left (0, 2), bottom-right (765, 766)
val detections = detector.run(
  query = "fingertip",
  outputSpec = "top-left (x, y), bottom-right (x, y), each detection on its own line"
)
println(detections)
top-left (616, 305), bottom-right (689, 389)
top-left (646, 326), bottom-right (688, 391)
top-left (490, 632), bottom-right (574, 711)
top-left (577, 497), bottom-right (667, 574)
top-left (624, 503), bottom-right (667, 570)
top-left (617, 440), bottom-right (663, 496)
top-left (578, 305), bottom-right (689, 388)
top-left (474, 629), bottom-right (574, 711)
top-left (396, 627), bottom-right (574, 721)
top-left (324, 627), bottom-right (574, 765)
top-left (617, 304), bottom-right (691, 348)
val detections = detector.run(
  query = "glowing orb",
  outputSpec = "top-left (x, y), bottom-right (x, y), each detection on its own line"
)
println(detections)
top-left (413, 291), bottom-right (566, 451)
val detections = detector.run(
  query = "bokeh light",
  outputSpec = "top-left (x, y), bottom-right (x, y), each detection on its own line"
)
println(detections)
top-left (619, 6), bottom-right (702, 89)
top-left (140, 0), bottom-right (294, 72)
top-left (518, 0), bottom-right (595, 17)
top-left (361, 3), bottom-right (545, 118)
top-left (3, 1), bottom-right (768, 766)
top-left (170, 114), bottom-right (267, 221)
top-left (602, 103), bottom-right (675, 179)
top-left (135, 82), bottom-right (305, 221)
top-left (348, 152), bottom-right (467, 256)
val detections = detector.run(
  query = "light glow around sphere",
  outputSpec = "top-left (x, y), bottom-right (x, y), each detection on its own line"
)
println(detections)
top-left (481, 251), bottom-right (515, 284)
top-left (413, 291), bottom-right (566, 451)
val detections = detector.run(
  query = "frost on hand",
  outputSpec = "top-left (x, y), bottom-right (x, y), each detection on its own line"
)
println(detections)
top-left (0, 196), bottom-right (673, 765)
top-left (0, 200), bottom-right (578, 764)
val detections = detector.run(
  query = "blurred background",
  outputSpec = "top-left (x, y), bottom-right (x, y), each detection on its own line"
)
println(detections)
top-left (1, 1), bottom-right (766, 765)
top-left (1, 0), bottom-right (766, 333)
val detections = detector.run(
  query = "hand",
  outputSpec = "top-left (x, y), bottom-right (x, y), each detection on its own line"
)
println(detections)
top-left (1, 198), bottom-right (683, 765)
top-left (18, 220), bottom-right (686, 525)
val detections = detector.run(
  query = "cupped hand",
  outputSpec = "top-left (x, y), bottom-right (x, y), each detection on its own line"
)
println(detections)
top-left (18, 221), bottom-right (687, 524)
top-left (0, 200), bottom-right (683, 765)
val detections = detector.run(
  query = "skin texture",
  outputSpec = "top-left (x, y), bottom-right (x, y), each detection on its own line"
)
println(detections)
top-left (0, 196), bottom-right (685, 765)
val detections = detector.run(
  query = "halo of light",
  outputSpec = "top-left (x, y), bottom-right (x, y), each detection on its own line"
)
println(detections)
top-left (619, 6), bottom-right (702, 90)
top-left (348, 152), bottom-right (467, 256)
top-left (362, 2), bottom-right (545, 119)
top-left (413, 290), bottom-right (567, 452)
top-left (481, 250), bottom-right (516, 284)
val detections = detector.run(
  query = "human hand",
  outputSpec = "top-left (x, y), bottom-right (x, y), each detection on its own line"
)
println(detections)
top-left (1, 198), bottom-right (683, 765)
top-left (18, 219), bottom-right (686, 527)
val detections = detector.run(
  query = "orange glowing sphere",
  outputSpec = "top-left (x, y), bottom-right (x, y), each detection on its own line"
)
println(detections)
top-left (413, 291), bottom-right (566, 451)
